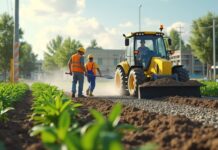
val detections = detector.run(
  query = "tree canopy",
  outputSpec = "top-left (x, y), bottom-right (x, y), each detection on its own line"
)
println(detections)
top-left (169, 29), bottom-right (190, 51)
top-left (87, 39), bottom-right (102, 49)
top-left (19, 42), bottom-right (38, 78)
top-left (189, 12), bottom-right (218, 65)
top-left (0, 13), bottom-right (37, 80)
top-left (43, 35), bottom-right (83, 71)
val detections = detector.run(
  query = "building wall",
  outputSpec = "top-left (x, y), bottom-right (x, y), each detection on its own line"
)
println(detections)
top-left (170, 50), bottom-right (205, 76)
top-left (85, 48), bottom-right (125, 75)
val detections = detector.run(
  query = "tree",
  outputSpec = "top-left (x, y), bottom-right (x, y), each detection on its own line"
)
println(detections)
top-left (42, 35), bottom-right (83, 71)
top-left (87, 39), bottom-right (102, 49)
top-left (189, 12), bottom-right (218, 66)
top-left (19, 42), bottom-right (38, 78)
top-left (55, 37), bottom-right (82, 68)
top-left (42, 35), bottom-right (63, 71)
top-left (169, 29), bottom-right (187, 50)
top-left (0, 13), bottom-right (25, 81)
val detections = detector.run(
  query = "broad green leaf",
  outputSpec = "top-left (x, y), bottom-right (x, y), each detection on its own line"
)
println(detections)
top-left (82, 125), bottom-right (102, 150)
top-left (55, 96), bottom-right (62, 110)
top-left (108, 103), bottom-right (122, 126)
top-left (72, 103), bottom-right (82, 108)
top-left (108, 141), bottom-right (123, 150)
top-left (58, 111), bottom-right (71, 140)
top-left (90, 109), bottom-right (105, 124)
top-left (139, 143), bottom-right (159, 150)
top-left (60, 101), bottom-right (71, 112)
top-left (41, 130), bottom-right (57, 143)
top-left (100, 131), bottom-right (121, 150)
top-left (64, 132), bottom-right (81, 150)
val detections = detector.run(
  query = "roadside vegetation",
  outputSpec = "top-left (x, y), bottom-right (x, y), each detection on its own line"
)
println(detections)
top-left (0, 82), bottom-right (29, 122)
top-left (200, 81), bottom-right (218, 97)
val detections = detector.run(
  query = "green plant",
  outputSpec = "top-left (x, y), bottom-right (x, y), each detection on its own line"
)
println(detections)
top-left (200, 81), bottom-right (218, 96)
top-left (0, 82), bottom-right (28, 123)
top-left (0, 101), bottom-right (14, 122)
top-left (0, 141), bottom-right (5, 150)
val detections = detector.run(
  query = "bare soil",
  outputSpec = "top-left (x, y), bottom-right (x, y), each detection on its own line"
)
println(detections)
top-left (140, 78), bottom-right (202, 87)
top-left (163, 96), bottom-right (218, 109)
top-left (0, 91), bottom-right (44, 150)
top-left (1, 91), bottom-right (218, 150)
top-left (77, 98), bottom-right (218, 150)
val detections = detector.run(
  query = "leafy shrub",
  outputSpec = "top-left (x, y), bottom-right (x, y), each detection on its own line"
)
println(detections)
top-left (200, 81), bottom-right (218, 96)
top-left (0, 83), bottom-right (29, 123)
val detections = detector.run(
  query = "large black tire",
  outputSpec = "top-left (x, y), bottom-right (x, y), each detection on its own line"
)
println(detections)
top-left (173, 67), bottom-right (189, 82)
top-left (114, 67), bottom-right (129, 95)
top-left (128, 68), bottom-right (145, 97)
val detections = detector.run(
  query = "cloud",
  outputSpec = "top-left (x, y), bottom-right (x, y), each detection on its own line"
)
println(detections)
top-left (142, 18), bottom-right (162, 31)
top-left (167, 21), bottom-right (191, 43)
top-left (30, 16), bottom-right (127, 59)
top-left (119, 21), bottom-right (133, 28)
top-left (21, 0), bottom-right (85, 22)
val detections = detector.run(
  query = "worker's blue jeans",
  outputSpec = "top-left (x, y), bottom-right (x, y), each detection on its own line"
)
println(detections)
top-left (87, 71), bottom-right (96, 92)
top-left (72, 72), bottom-right (84, 96)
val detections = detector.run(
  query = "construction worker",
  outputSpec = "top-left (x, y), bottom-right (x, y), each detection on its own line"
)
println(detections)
top-left (85, 54), bottom-right (102, 96)
top-left (68, 47), bottom-right (87, 98)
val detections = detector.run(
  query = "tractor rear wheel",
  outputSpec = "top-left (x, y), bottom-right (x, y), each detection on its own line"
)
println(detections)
top-left (115, 67), bottom-right (129, 95)
top-left (173, 67), bottom-right (189, 82)
top-left (128, 68), bottom-right (145, 97)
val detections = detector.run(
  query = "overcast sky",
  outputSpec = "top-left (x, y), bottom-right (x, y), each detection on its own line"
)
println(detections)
top-left (0, 0), bottom-right (218, 59)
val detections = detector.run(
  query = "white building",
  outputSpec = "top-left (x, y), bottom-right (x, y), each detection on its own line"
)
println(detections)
top-left (85, 48), bottom-right (125, 75)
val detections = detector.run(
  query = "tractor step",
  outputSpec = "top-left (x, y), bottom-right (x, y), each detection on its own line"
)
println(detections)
top-left (138, 85), bottom-right (201, 99)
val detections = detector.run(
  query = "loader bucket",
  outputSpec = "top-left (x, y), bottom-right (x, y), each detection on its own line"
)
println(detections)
top-left (138, 85), bottom-right (201, 99)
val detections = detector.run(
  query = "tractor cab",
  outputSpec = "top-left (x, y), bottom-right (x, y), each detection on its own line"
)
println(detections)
top-left (115, 27), bottom-right (200, 98)
top-left (124, 32), bottom-right (171, 70)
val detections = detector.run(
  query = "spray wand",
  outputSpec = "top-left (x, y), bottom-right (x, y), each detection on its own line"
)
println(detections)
top-left (65, 72), bottom-right (113, 79)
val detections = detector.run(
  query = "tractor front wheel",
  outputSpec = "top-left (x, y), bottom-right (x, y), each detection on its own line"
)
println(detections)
top-left (115, 67), bottom-right (129, 95)
top-left (128, 68), bottom-right (145, 97)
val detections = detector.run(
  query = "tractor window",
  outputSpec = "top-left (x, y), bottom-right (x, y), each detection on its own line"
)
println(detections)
top-left (136, 40), bottom-right (154, 50)
top-left (156, 37), bottom-right (167, 58)
top-left (135, 35), bottom-right (167, 58)
top-left (126, 37), bottom-right (134, 66)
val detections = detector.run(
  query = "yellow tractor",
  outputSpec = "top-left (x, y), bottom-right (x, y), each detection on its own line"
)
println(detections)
top-left (115, 27), bottom-right (201, 98)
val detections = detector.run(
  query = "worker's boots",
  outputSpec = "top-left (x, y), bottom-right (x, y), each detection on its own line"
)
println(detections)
top-left (72, 93), bottom-right (75, 98)
top-left (86, 89), bottom-right (89, 96)
top-left (89, 92), bottom-right (94, 97)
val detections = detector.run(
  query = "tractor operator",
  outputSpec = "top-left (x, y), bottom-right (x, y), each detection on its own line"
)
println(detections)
top-left (137, 40), bottom-right (151, 68)
top-left (85, 54), bottom-right (102, 96)
top-left (68, 47), bottom-right (87, 98)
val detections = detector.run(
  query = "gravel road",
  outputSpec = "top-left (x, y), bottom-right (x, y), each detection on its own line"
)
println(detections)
top-left (93, 96), bottom-right (218, 128)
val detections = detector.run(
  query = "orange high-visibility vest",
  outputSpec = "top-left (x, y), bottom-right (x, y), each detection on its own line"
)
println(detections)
top-left (71, 54), bottom-right (84, 73)
top-left (86, 62), bottom-right (97, 76)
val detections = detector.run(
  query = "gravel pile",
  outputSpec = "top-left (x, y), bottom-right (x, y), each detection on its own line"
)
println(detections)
top-left (94, 96), bottom-right (218, 128)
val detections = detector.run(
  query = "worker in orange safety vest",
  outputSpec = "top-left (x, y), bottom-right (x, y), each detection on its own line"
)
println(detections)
top-left (85, 54), bottom-right (102, 96)
top-left (68, 47), bottom-right (87, 98)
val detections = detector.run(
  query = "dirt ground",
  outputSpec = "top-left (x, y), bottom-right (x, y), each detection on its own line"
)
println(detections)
top-left (1, 91), bottom-right (218, 150)
top-left (140, 78), bottom-right (202, 87)
top-left (163, 96), bottom-right (218, 109)
top-left (0, 91), bottom-right (44, 150)
top-left (77, 98), bottom-right (218, 150)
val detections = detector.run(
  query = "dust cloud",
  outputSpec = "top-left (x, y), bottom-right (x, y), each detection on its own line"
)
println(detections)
top-left (27, 70), bottom-right (119, 96)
